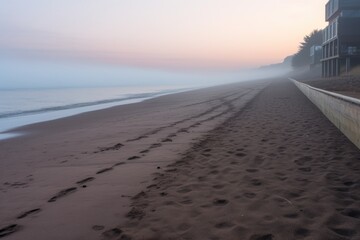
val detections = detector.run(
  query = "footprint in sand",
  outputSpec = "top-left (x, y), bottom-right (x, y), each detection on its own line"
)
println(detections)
top-left (126, 207), bottom-right (145, 220)
top-left (249, 234), bottom-right (274, 240)
top-left (283, 213), bottom-right (299, 219)
top-left (250, 179), bottom-right (262, 186)
top-left (294, 228), bottom-right (310, 238)
top-left (92, 225), bottom-right (105, 231)
top-left (209, 170), bottom-right (219, 175)
top-left (277, 146), bottom-right (286, 152)
top-left (244, 192), bottom-right (256, 199)
top-left (343, 181), bottom-right (355, 186)
top-left (202, 153), bottom-right (212, 157)
top-left (127, 156), bottom-right (140, 160)
top-left (330, 228), bottom-right (356, 238)
top-left (213, 199), bottom-right (229, 206)
top-left (96, 167), bottom-right (113, 174)
top-left (214, 221), bottom-right (235, 229)
top-left (17, 208), bottom-right (41, 219)
top-left (76, 177), bottom-right (95, 185)
top-left (102, 228), bottom-right (122, 238)
top-left (0, 224), bottom-right (21, 238)
top-left (113, 162), bottom-right (125, 167)
top-left (332, 186), bottom-right (350, 192)
top-left (48, 187), bottom-right (77, 202)
top-left (178, 129), bottom-right (189, 133)
top-left (94, 143), bottom-right (123, 153)
top-left (150, 143), bottom-right (162, 149)
top-left (298, 167), bottom-right (312, 172)
top-left (235, 152), bottom-right (246, 157)
top-left (341, 208), bottom-right (360, 219)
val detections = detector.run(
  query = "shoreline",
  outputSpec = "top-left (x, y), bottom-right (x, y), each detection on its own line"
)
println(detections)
top-left (0, 87), bottom-right (195, 141)
top-left (0, 79), bottom-right (267, 239)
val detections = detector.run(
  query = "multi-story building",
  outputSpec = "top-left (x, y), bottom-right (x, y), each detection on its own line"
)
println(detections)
top-left (322, 0), bottom-right (360, 77)
top-left (310, 45), bottom-right (322, 68)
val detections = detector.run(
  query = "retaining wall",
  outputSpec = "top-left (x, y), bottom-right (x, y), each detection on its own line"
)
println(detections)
top-left (290, 78), bottom-right (360, 149)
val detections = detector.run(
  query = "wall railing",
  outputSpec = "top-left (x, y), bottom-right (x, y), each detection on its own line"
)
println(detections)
top-left (290, 78), bottom-right (360, 149)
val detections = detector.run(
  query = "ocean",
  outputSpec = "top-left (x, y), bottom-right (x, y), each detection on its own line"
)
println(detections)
top-left (0, 58), bottom-right (253, 140)
top-left (0, 86), bottom-right (193, 140)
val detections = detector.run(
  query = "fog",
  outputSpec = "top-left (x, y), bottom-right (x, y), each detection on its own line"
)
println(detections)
top-left (0, 57), bottom-right (292, 90)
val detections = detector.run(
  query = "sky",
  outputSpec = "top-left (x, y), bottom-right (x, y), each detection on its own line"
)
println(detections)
top-left (0, 0), bottom-right (328, 70)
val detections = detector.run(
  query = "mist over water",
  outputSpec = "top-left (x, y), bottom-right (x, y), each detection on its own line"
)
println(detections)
top-left (0, 87), bottom-right (187, 140)
top-left (0, 56), bottom-right (291, 139)
top-left (0, 0), bottom-right (317, 140)
top-left (0, 57), bottom-right (290, 90)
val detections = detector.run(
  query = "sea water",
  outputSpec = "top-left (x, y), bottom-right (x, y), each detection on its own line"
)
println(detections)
top-left (0, 58), bottom-right (249, 140)
top-left (0, 86), bottom-right (192, 140)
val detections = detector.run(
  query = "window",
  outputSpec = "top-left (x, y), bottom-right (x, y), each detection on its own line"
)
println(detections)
top-left (348, 47), bottom-right (358, 55)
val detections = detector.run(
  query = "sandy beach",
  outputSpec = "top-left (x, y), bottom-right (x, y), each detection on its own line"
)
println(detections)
top-left (0, 80), bottom-right (266, 239)
top-left (119, 80), bottom-right (360, 240)
top-left (2, 0), bottom-right (360, 239)
top-left (1, 78), bottom-right (359, 240)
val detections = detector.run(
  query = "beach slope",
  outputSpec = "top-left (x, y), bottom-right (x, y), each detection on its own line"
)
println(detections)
top-left (119, 80), bottom-right (360, 240)
top-left (0, 80), bottom-right (266, 240)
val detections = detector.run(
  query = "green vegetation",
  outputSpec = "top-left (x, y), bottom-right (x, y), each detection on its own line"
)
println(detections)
top-left (292, 30), bottom-right (323, 68)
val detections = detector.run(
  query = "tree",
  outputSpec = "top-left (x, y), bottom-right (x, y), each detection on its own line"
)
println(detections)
top-left (292, 30), bottom-right (323, 68)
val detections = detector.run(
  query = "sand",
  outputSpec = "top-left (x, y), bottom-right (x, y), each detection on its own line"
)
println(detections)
top-left (0, 80), bottom-right (266, 239)
top-left (1, 79), bottom-right (359, 240)
top-left (301, 76), bottom-right (360, 99)
top-left (118, 80), bottom-right (360, 240)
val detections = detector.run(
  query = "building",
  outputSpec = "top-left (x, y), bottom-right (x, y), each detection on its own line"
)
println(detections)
top-left (322, 0), bottom-right (360, 77)
top-left (310, 45), bottom-right (323, 68)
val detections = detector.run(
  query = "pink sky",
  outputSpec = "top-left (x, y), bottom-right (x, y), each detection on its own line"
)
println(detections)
top-left (0, 0), bottom-right (328, 69)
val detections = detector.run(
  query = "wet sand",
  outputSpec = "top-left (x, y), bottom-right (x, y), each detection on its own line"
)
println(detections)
top-left (119, 80), bottom-right (360, 240)
top-left (0, 80), bottom-right (266, 239)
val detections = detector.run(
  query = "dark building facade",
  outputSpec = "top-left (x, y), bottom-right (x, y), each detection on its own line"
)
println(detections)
top-left (322, 0), bottom-right (360, 77)
top-left (310, 45), bottom-right (322, 68)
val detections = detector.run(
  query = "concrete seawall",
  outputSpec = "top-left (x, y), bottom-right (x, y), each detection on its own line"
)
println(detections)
top-left (290, 78), bottom-right (360, 149)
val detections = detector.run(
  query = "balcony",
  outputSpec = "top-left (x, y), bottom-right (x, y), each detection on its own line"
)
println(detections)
top-left (326, 0), bottom-right (360, 21)
top-left (326, 0), bottom-right (339, 21)
top-left (323, 20), bottom-right (338, 43)
top-left (341, 46), bottom-right (360, 56)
